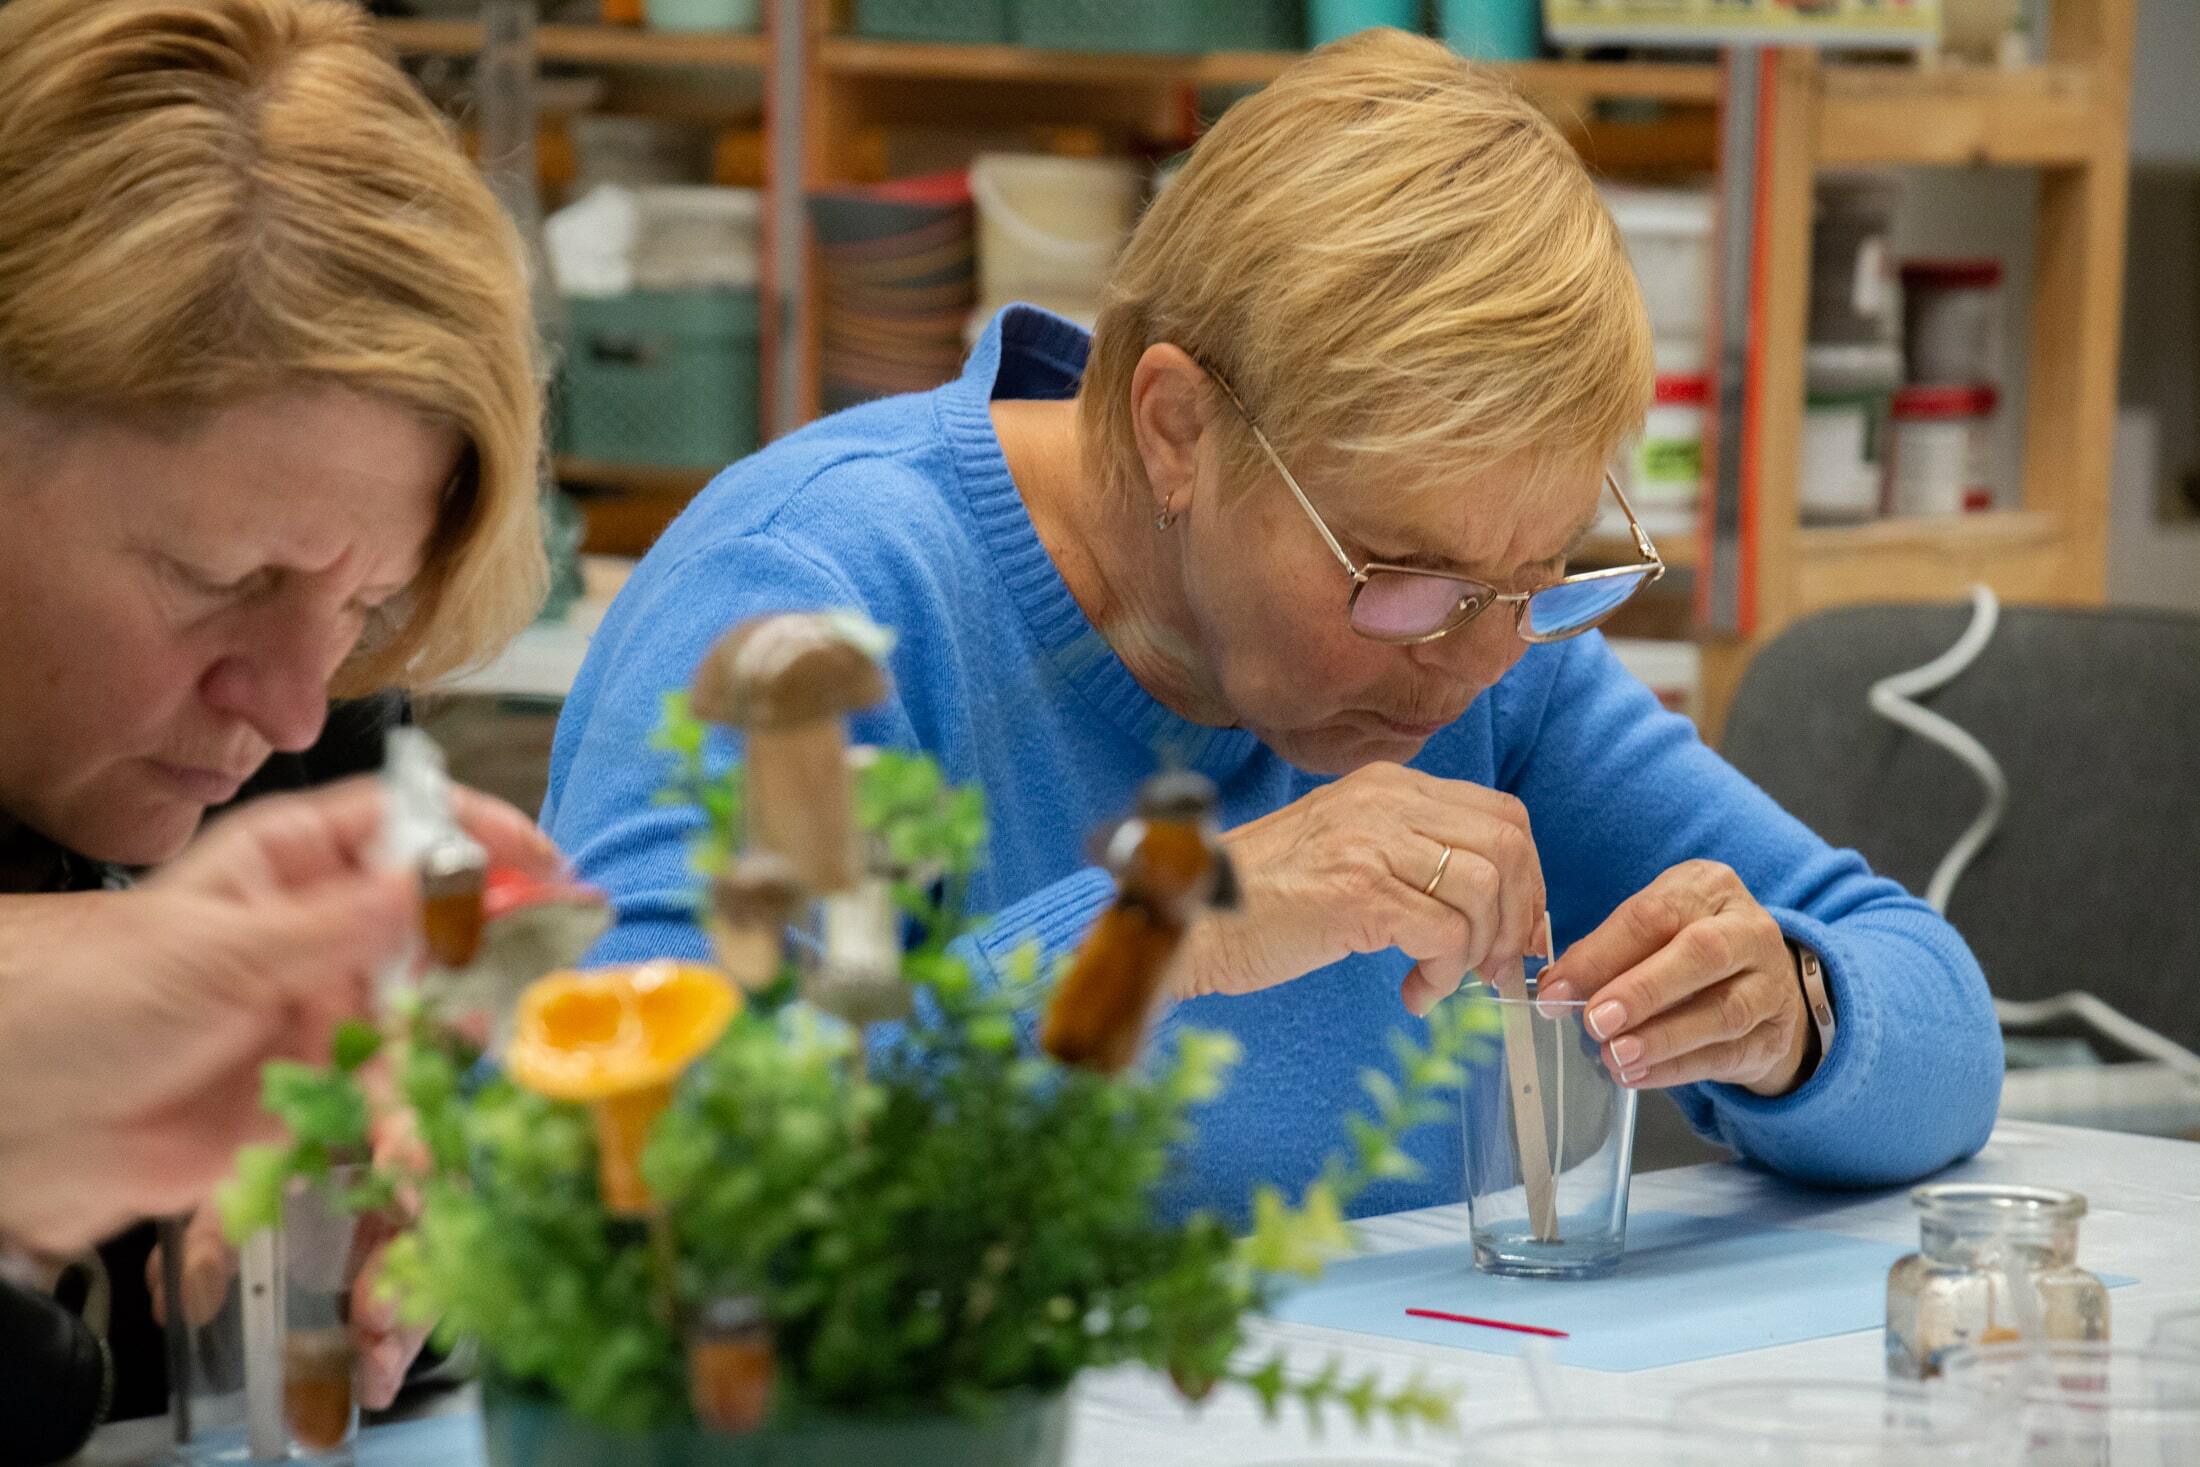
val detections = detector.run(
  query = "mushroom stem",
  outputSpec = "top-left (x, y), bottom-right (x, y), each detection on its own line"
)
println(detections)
top-left (748, 719), bottom-right (857, 895)
top-left (591, 1081), bottom-right (673, 1216)
top-left (708, 852), bottom-right (805, 992)
top-left (688, 1295), bottom-right (776, 1435)
top-left (710, 920), bottom-right (784, 993)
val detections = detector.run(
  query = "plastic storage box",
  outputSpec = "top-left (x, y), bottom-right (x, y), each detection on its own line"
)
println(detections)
top-left (558, 288), bottom-right (760, 470)
top-left (1307, 0), bottom-right (1423, 44)
top-left (645, 0), bottom-right (761, 31)
top-left (1013, 0), bottom-right (1300, 53)
top-left (853, 0), bottom-right (1012, 44)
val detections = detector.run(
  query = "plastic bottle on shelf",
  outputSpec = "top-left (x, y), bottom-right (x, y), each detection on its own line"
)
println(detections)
top-left (1889, 385), bottom-right (1999, 517)
top-left (1901, 258), bottom-right (2005, 386)
top-left (1800, 342), bottom-right (1902, 525)
top-left (1809, 173), bottom-right (1904, 353)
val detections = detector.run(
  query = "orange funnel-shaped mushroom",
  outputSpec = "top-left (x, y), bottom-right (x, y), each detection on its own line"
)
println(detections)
top-left (507, 962), bottom-right (738, 1214)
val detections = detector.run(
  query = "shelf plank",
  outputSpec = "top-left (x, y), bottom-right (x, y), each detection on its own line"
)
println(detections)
top-left (1795, 511), bottom-right (2071, 610)
top-left (1580, 531), bottom-right (1699, 571)
top-left (817, 39), bottom-right (1719, 102)
top-left (1817, 63), bottom-right (2100, 167)
top-left (555, 455), bottom-right (720, 496)
top-left (377, 18), bottom-right (766, 69)
top-left (818, 36), bottom-right (1229, 85)
top-left (1798, 510), bottom-right (2059, 555)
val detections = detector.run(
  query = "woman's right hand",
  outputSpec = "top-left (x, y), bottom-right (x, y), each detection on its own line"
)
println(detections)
top-left (1175, 762), bottom-right (1548, 1016)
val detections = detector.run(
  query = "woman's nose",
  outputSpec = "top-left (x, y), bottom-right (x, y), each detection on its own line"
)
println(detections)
top-left (197, 609), bottom-right (352, 753)
top-left (1414, 606), bottom-right (1526, 688)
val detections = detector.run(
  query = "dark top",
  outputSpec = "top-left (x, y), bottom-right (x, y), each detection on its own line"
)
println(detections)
top-left (1, 697), bottom-right (400, 1463)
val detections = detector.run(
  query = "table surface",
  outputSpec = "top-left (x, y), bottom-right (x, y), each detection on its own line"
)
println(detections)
top-left (89, 1120), bottom-right (2200, 1466)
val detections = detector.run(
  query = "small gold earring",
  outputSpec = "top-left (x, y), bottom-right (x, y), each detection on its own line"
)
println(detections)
top-left (1154, 504), bottom-right (1178, 531)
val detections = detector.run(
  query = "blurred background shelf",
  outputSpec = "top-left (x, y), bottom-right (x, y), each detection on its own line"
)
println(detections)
top-left (1818, 64), bottom-right (2106, 167)
top-left (814, 41), bottom-right (1720, 102)
top-left (554, 455), bottom-right (720, 496)
top-left (1582, 532), bottom-right (1699, 571)
top-left (377, 18), bottom-right (768, 68)
top-left (377, 2), bottom-right (2143, 730)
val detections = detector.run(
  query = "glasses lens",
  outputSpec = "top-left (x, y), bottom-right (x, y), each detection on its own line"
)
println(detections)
top-left (1352, 571), bottom-right (1485, 640)
top-left (1524, 569), bottom-right (1655, 639)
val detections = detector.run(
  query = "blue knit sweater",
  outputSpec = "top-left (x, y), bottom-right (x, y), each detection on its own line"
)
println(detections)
top-left (544, 306), bottom-right (2003, 1224)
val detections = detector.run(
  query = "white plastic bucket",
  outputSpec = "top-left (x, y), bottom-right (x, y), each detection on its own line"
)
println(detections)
top-left (632, 185), bottom-right (762, 291)
top-left (970, 154), bottom-right (1142, 314)
top-left (1600, 184), bottom-right (1715, 360)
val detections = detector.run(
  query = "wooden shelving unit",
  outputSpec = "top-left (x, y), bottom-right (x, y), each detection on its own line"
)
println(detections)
top-left (1694, 0), bottom-right (2134, 732)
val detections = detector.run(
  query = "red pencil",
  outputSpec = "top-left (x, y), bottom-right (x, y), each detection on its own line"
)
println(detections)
top-left (1405, 1307), bottom-right (1569, 1340)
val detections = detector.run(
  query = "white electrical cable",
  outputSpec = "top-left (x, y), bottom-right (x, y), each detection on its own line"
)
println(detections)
top-left (1866, 586), bottom-right (2200, 1082)
top-left (1865, 583), bottom-right (2008, 913)
top-left (1997, 991), bottom-right (2200, 1082)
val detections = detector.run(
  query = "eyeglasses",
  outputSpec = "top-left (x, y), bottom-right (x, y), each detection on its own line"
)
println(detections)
top-left (1205, 368), bottom-right (1667, 646)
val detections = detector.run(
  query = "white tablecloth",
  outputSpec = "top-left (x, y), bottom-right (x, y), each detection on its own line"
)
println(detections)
top-left (85, 1121), bottom-right (2200, 1466)
top-left (1065, 1120), bottom-right (2200, 1465)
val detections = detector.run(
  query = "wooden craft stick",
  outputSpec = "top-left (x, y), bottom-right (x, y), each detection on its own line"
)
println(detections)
top-left (1492, 955), bottom-right (1560, 1244)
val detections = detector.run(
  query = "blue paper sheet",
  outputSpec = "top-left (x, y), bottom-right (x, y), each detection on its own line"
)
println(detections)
top-left (1270, 1210), bottom-right (2133, 1373)
top-left (361, 1413), bottom-right (483, 1465)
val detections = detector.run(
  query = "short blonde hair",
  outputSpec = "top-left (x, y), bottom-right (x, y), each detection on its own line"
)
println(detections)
top-left (0, 0), bottom-right (545, 695)
top-left (1083, 28), bottom-right (1653, 502)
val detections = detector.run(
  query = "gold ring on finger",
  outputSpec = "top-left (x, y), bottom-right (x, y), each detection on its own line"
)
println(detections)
top-left (1421, 843), bottom-right (1454, 898)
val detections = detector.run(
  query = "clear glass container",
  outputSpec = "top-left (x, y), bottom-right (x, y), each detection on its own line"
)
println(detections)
top-left (1885, 1183), bottom-right (2109, 1381)
top-left (1940, 1341), bottom-right (2200, 1465)
top-left (1672, 1377), bottom-right (2014, 1464)
top-left (1460, 979), bottom-right (1639, 1280)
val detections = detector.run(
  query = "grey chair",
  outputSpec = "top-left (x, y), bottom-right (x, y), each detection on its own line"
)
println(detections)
top-left (1718, 601), bottom-right (2200, 1055)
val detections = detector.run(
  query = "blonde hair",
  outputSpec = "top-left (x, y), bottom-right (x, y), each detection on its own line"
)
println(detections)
top-left (1083, 28), bottom-right (1653, 503)
top-left (0, 0), bottom-right (545, 694)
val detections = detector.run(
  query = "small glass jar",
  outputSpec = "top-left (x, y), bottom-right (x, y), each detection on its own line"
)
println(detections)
top-left (1886, 1183), bottom-right (2109, 1381)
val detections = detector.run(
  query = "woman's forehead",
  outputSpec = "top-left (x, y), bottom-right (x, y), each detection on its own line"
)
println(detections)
top-left (1321, 454), bottom-right (1604, 578)
top-left (106, 390), bottom-right (450, 579)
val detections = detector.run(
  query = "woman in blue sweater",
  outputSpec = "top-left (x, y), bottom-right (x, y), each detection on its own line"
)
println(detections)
top-left (545, 30), bottom-right (2002, 1221)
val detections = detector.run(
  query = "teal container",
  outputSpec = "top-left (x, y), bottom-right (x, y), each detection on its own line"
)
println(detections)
top-left (1197, 0), bottom-right (1301, 49)
top-left (558, 289), bottom-right (760, 471)
top-left (1014, 0), bottom-right (1298, 52)
top-left (1307, 0), bottom-right (1421, 44)
top-left (646, 0), bottom-right (761, 31)
top-left (854, 0), bottom-right (1011, 43)
top-left (1436, 0), bottom-right (1540, 58)
top-left (481, 1381), bottom-right (1074, 1467)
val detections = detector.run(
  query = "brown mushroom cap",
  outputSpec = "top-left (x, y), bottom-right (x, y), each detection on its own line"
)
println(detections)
top-left (691, 612), bottom-right (891, 730)
top-left (711, 850), bottom-right (807, 930)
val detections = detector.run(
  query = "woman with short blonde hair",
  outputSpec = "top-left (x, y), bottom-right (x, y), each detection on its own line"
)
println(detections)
top-left (0, 0), bottom-right (551, 1434)
top-left (1084, 33), bottom-right (1652, 509)
top-left (549, 29), bottom-right (2000, 1222)
top-left (0, 0), bottom-right (544, 869)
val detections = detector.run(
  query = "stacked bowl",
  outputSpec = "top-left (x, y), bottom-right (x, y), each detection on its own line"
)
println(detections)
top-left (809, 172), bottom-right (976, 413)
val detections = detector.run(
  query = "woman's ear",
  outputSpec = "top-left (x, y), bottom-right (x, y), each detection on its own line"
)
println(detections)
top-left (1127, 344), bottom-right (1211, 524)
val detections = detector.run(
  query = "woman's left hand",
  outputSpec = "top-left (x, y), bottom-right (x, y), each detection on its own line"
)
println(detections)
top-left (1536, 860), bottom-right (1815, 1097)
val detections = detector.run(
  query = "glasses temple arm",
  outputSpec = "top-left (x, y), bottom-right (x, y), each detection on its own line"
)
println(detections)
top-left (1205, 368), bottom-right (1364, 580)
top-left (1605, 473), bottom-right (1664, 568)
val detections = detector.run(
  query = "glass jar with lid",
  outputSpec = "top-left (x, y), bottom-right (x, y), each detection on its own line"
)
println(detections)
top-left (1886, 1183), bottom-right (2109, 1380)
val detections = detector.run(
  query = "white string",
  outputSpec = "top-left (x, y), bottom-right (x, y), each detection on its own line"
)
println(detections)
top-left (1865, 584), bottom-right (2006, 913)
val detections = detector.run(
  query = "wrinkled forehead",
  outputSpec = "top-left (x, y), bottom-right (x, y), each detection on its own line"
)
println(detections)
top-left (1293, 443), bottom-right (1608, 586)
